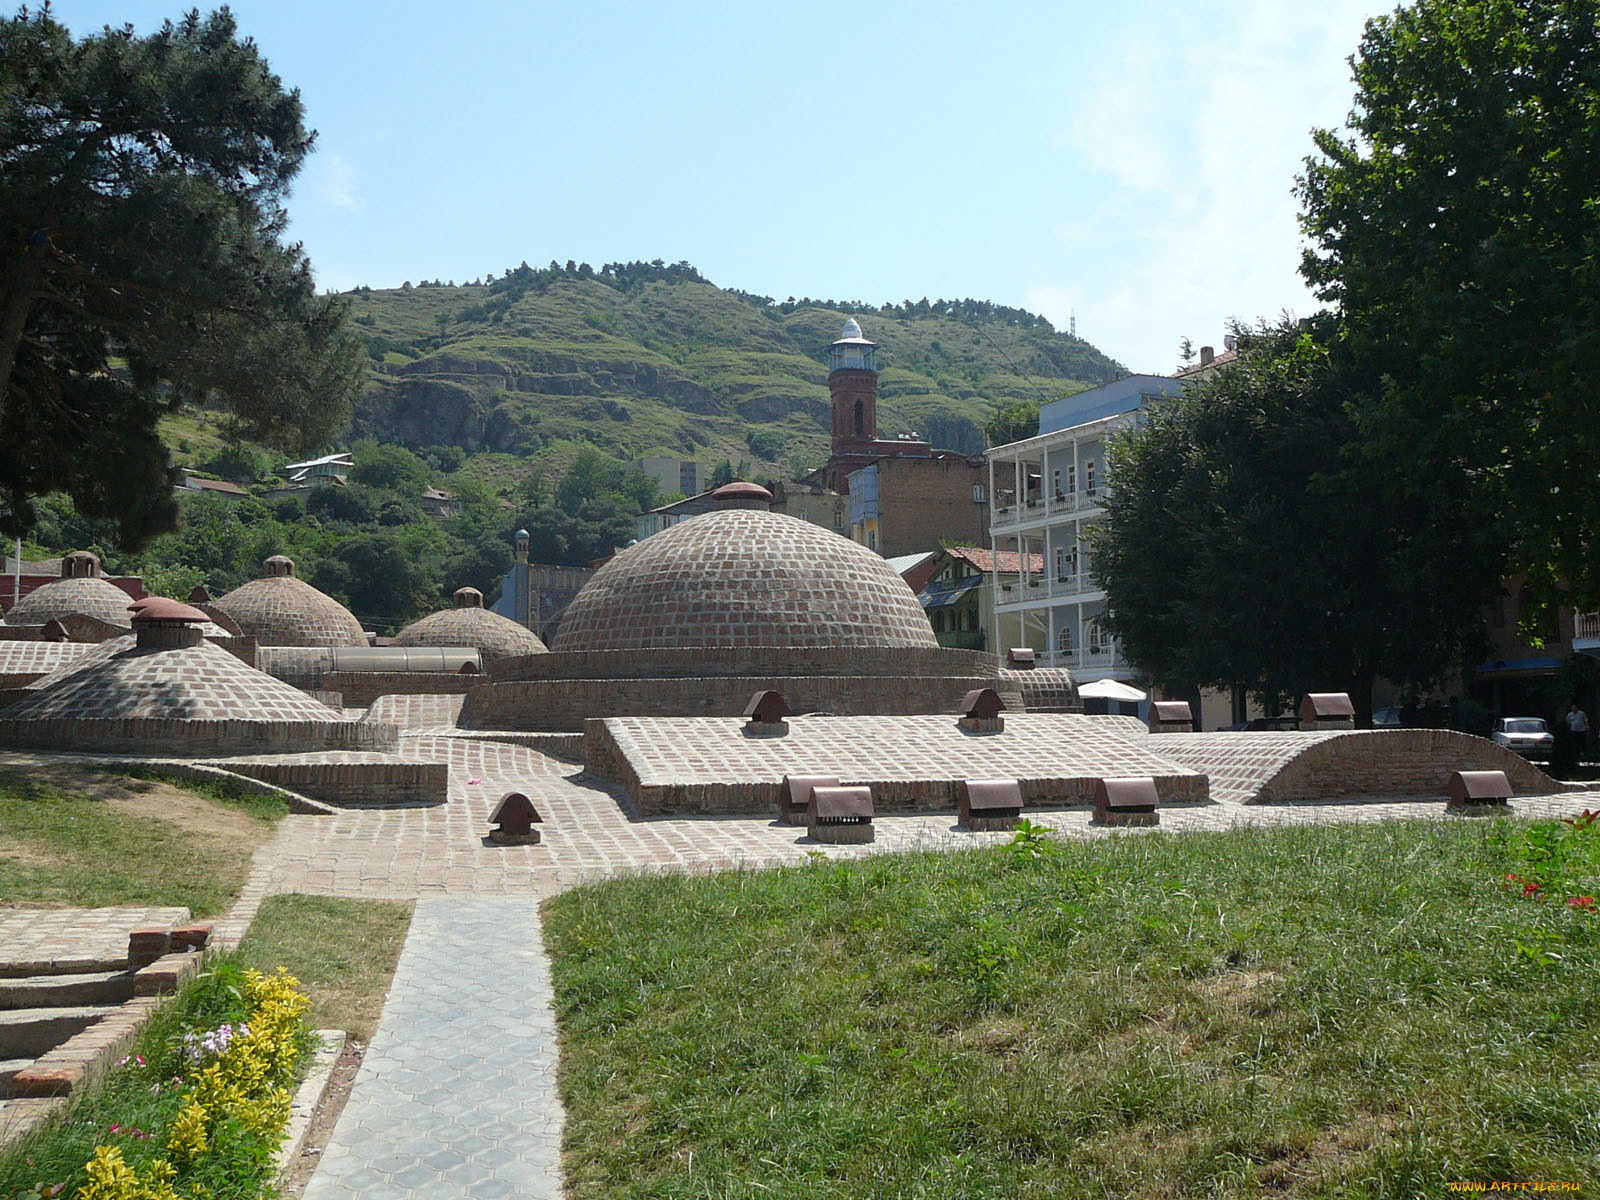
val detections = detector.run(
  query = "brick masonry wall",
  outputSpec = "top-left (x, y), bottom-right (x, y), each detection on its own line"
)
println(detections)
top-left (255, 646), bottom-right (334, 690)
top-left (486, 645), bottom-right (996, 683)
top-left (0, 716), bottom-right (398, 756)
top-left (216, 758), bottom-right (449, 807)
top-left (1257, 728), bottom-right (1561, 802)
top-left (874, 456), bottom-right (988, 559)
top-left (461, 674), bottom-right (1023, 732)
top-left (323, 671), bottom-right (479, 707)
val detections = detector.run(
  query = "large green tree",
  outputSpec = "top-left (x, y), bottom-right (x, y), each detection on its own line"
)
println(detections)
top-left (1298, 0), bottom-right (1600, 610)
top-left (0, 7), bottom-right (361, 547)
top-left (1094, 320), bottom-right (1495, 721)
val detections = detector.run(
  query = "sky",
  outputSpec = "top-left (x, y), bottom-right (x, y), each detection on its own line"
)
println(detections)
top-left (48, 0), bottom-right (1391, 374)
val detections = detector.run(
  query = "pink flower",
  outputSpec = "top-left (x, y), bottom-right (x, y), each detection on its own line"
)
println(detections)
top-left (1567, 895), bottom-right (1595, 910)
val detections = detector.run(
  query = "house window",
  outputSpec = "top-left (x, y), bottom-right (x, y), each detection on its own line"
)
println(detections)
top-left (1058, 625), bottom-right (1073, 654)
top-left (972, 484), bottom-right (986, 504)
top-left (1065, 464), bottom-right (1076, 494)
top-left (1051, 467), bottom-right (1063, 499)
top-left (797, 508), bottom-right (807, 522)
top-left (867, 529), bottom-right (877, 551)
top-left (1084, 460), bottom-right (1097, 496)
top-left (1055, 544), bottom-right (1077, 581)
top-left (1085, 618), bottom-right (1105, 654)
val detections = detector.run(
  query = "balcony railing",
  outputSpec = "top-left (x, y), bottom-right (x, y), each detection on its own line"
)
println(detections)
top-left (1575, 611), bottom-right (1600, 642)
top-left (1048, 646), bottom-right (1119, 671)
top-left (990, 489), bottom-right (1103, 529)
top-left (995, 575), bottom-right (1097, 604)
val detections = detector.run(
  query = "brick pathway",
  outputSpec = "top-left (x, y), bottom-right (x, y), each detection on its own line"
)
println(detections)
top-left (301, 898), bottom-right (560, 1200)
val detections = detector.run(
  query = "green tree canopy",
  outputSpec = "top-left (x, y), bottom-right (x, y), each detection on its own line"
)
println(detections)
top-left (0, 7), bottom-right (362, 548)
top-left (1093, 320), bottom-right (1495, 722)
top-left (349, 440), bottom-right (432, 495)
top-left (984, 400), bottom-right (1040, 448)
top-left (1297, 0), bottom-right (1600, 609)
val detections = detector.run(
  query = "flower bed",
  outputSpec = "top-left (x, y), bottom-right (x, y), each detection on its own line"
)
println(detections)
top-left (0, 958), bottom-right (313, 1200)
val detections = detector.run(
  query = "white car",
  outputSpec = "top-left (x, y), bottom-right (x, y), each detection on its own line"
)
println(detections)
top-left (1491, 717), bottom-right (1555, 761)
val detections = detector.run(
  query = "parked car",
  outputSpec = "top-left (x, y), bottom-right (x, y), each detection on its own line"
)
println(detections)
top-left (1491, 717), bottom-right (1556, 761)
top-left (1373, 706), bottom-right (1402, 728)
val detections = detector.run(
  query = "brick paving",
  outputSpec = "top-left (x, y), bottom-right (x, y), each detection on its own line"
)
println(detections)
top-left (236, 735), bottom-right (1600, 902)
top-left (592, 712), bottom-right (1210, 813)
top-left (0, 906), bottom-right (191, 973)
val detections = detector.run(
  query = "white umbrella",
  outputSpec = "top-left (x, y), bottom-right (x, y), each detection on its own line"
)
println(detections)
top-left (1077, 678), bottom-right (1148, 703)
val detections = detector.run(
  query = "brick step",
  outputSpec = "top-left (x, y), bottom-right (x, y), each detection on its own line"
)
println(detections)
top-left (0, 972), bottom-right (135, 1012)
top-left (0, 958), bottom-right (127, 980)
top-left (0, 1058), bottom-right (30, 1093)
top-left (0, 1007), bottom-right (113, 1061)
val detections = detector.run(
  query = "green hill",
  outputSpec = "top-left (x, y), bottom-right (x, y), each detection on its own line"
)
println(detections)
top-left (344, 260), bottom-right (1126, 483)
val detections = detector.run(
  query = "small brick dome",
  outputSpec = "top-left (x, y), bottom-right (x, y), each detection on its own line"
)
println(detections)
top-left (394, 587), bottom-right (548, 662)
top-left (552, 508), bottom-right (938, 652)
top-left (0, 636), bottom-right (342, 723)
top-left (4, 551), bottom-right (136, 628)
top-left (212, 556), bottom-right (367, 648)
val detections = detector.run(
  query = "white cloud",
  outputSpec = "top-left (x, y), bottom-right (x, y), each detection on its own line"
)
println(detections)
top-left (308, 153), bottom-right (362, 215)
top-left (1038, 2), bottom-right (1383, 371)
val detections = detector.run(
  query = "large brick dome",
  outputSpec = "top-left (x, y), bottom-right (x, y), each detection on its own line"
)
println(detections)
top-left (212, 556), bottom-right (367, 648)
top-left (552, 508), bottom-right (938, 652)
top-left (395, 587), bottom-right (548, 661)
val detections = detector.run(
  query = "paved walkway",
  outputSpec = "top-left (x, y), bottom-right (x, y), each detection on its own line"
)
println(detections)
top-left (302, 898), bottom-right (561, 1200)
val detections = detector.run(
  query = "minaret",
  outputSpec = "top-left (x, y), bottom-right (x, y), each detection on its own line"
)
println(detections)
top-left (828, 318), bottom-right (878, 455)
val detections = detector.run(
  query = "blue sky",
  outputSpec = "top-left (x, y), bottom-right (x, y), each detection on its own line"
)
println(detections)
top-left (50, 1), bottom-right (1390, 373)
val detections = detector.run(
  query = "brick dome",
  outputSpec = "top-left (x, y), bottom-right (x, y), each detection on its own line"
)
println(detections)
top-left (0, 636), bottom-right (342, 723)
top-left (4, 551), bottom-right (136, 628)
top-left (212, 556), bottom-right (367, 648)
top-left (394, 587), bottom-right (548, 661)
top-left (551, 508), bottom-right (938, 652)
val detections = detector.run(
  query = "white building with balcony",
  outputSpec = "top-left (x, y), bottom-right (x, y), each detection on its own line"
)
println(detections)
top-left (986, 374), bottom-right (1185, 682)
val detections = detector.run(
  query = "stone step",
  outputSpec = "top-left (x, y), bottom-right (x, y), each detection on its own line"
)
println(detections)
top-left (0, 958), bottom-right (127, 980)
top-left (0, 1059), bottom-right (30, 1093)
top-left (0, 1008), bottom-right (113, 1061)
top-left (0, 972), bottom-right (134, 1012)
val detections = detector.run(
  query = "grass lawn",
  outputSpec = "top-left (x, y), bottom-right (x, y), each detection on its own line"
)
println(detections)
top-left (544, 818), bottom-right (1600, 1199)
top-left (0, 767), bottom-right (286, 916)
top-left (236, 894), bottom-right (414, 1041)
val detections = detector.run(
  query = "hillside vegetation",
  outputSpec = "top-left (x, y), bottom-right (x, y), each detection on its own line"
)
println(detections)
top-left (344, 260), bottom-right (1126, 480)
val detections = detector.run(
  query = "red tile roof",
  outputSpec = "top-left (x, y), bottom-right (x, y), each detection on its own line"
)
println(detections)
top-left (947, 547), bottom-right (1044, 575)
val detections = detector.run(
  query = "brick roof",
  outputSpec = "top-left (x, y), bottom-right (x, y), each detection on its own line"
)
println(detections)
top-left (553, 508), bottom-right (939, 653)
top-left (4, 576), bottom-right (137, 628)
top-left (214, 570), bottom-right (366, 648)
top-left (395, 606), bottom-right (548, 662)
top-left (0, 637), bottom-right (342, 722)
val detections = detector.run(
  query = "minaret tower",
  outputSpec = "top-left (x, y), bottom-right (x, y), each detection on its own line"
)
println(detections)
top-left (828, 317), bottom-right (878, 455)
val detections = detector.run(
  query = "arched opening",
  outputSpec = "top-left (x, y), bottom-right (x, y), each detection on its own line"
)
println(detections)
top-left (853, 399), bottom-right (865, 436)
